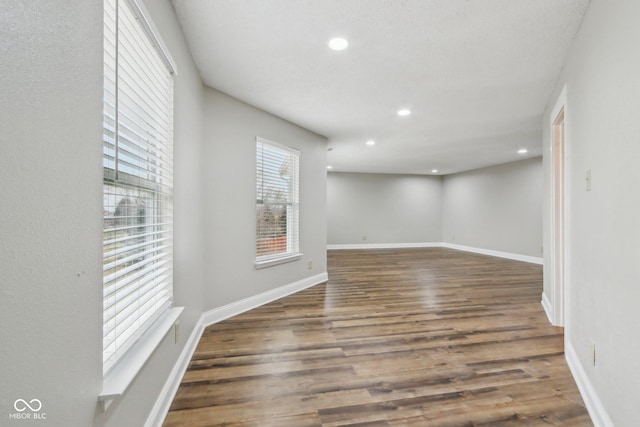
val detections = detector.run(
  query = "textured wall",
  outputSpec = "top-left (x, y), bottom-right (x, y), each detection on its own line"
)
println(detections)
top-left (0, 0), bottom-right (208, 426)
top-left (0, 1), bottom-right (104, 425)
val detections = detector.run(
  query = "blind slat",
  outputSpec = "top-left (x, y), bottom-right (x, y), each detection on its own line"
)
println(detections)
top-left (104, 270), bottom-right (170, 316)
top-left (104, 273), bottom-right (171, 333)
top-left (103, 255), bottom-right (170, 296)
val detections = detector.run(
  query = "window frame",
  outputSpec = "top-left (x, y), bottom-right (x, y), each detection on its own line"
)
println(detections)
top-left (100, 0), bottom-right (180, 403)
top-left (255, 137), bottom-right (302, 269)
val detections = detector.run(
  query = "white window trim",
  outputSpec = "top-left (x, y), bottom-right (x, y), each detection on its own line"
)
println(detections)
top-left (255, 137), bottom-right (301, 267)
top-left (99, 306), bottom-right (183, 409)
top-left (255, 252), bottom-right (303, 270)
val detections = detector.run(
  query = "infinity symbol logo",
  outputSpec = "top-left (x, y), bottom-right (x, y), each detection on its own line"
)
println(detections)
top-left (14, 399), bottom-right (42, 412)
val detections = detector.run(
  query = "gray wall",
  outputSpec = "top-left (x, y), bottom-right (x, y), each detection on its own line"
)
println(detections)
top-left (327, 173), bottom-right (443, 245)
top-left (542, 0), bottom-right (640, 423)
top-left (0, 0), bottom-right (207, 426)
top-left (327, 161), bottom-right (542, 258)
top-left (202, 88), bottom-right (328, 308)
top-left (442, 158), bottom-right (543, 257)
top-left (0, 1), bottom-right (104, 425)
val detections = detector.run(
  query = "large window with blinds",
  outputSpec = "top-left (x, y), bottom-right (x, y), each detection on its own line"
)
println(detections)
top-left (255, 138), bottom-right (301, 267)
top-left (103, 0), bottom-right (175, 375)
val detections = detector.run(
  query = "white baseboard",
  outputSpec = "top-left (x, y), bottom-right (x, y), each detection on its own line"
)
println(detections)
top-left (441, 243), bottom-right (543, 265)
top-left (541, 292), bottom-right (553, 324)
top-left (565, 342), bottom-right (614, 427)
top-left (201, 272), bottom-right (328, 325)
top-left (143, 314), bottom-right (206, 427)
top-left (145, 272), bottom-right (328, 426)
top-left (327, 242), bottom-right (442, 250)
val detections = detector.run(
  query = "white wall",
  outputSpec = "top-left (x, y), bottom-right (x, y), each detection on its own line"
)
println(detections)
top-left (543, 0), bottom-right (640, 424)
top-left (442, 158), bottom-right (543, 258)
top-left (202, 88), bottom-right (328, 309)
top-left (327, 172), bottom-right (442, 245)
top-left (0, 1), bottom-right (207, 426)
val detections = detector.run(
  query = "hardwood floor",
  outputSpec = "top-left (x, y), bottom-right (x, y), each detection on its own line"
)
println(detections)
top-left (164, 248), bottom-right (592, 426)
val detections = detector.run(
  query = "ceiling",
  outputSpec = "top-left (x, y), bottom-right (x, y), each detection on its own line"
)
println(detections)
top-left (171, 0), bottom-right (590, 175)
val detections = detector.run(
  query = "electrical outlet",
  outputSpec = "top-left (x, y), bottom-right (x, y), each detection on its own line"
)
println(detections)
top-left (308, 260), bottom-right (313, 270)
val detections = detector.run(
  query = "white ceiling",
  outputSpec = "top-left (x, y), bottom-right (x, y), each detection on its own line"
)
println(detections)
top-left (171, 0), bottom-right (590, 175)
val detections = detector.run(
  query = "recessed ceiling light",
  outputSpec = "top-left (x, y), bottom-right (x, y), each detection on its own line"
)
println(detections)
top-left (518, 148), bottom-right (528, 154)
top-left (327, 165), bottom-right (333, 169)
top-left (432, 169), bottom-right (438, 173)
top-left (366, 140), bottom-right (375, 146)
top-left (328, 38), bottom-right (349, 51)
top-left (397, 109), bottom-right (411, 117)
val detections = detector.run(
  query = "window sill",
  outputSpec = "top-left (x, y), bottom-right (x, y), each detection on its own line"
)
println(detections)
top-left (99, 306), bottom-right (183, 410)
top-left (255, 253), bottom-right (303, 269)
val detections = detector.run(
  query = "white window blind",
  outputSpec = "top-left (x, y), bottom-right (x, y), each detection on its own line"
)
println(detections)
top-left (103, 0), bottom-right (174, 375)
top-left (256, 138), bottom-right (300, 261)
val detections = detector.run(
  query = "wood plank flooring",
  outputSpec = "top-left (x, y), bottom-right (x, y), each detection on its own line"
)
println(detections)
top-left (163, 248), bottom-right (592, 426)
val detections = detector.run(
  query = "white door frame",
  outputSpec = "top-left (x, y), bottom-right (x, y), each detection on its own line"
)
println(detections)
top-left (550, 86), bottom-right (567, 327)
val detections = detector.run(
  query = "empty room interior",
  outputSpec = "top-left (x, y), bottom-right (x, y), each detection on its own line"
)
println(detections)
top-left (2, 0), bottom-right (640, 426)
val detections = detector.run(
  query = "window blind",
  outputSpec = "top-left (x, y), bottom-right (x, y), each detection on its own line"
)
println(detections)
top-left (103, 0), bottom-right (174, 375)
top-left (256, 138), bottom-right (300, 260)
